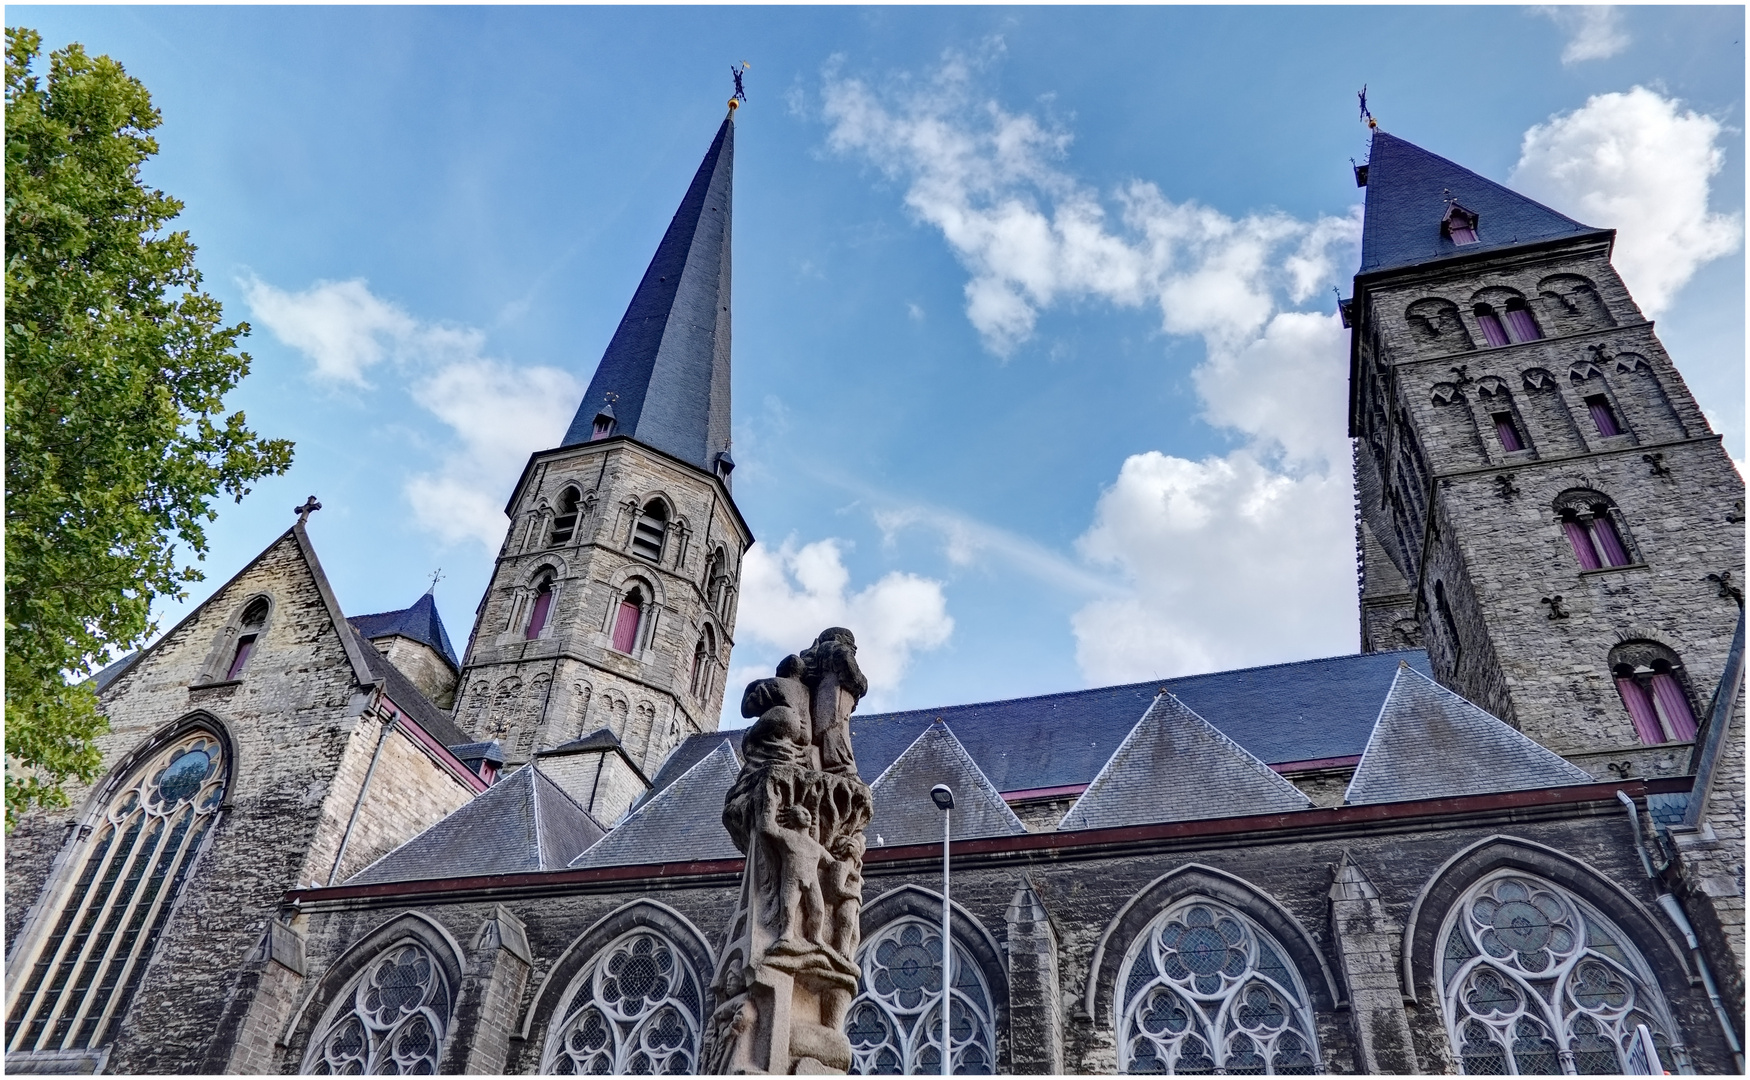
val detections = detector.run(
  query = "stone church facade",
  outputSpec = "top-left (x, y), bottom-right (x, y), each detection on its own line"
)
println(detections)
top-left (5, 114), bottom-right (1744, 1076)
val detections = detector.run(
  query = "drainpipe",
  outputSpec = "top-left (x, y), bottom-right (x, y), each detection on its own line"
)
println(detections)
top-left (328, 706), bottom-right (398, 885)
top-left (1617, 790), bottom-right (1743, 1072)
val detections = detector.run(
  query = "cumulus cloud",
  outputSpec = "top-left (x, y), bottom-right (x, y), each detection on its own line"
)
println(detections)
top-left (733, 538), bottom-right (953, 709)
top-left (244, 277), bottom-right (580, 548)
top-left (1510, 86), bottom-right (1742, 317)
top-left (1536, 6), bottom-right (1631, 65)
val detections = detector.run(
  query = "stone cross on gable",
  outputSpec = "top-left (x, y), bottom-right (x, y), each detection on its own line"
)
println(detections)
top-left (294, 496), bottom-right (322, 524)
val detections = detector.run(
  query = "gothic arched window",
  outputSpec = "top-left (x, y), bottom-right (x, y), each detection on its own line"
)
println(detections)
top-left (1608, 641), bottom-right (1699, 745)
top-left (550, 487), bottom-right (582, 547)
top-left (1473, 304), bottom-right (1511, 348)
top-left (847, 917), bottom-right (997, 1074)
top-left (540, 929), bottom-right (704, 1075)
top-left (1438, 872), bottom-right (1682, 1075)
top-left (6, 728), bottom-right (228, 1056)
top-left (1503, 297), bottom-right (1542, 342)
top-left (611, 586), bottom-right (645, 655)
top-left (1554, 491), bottom-right (1634, 571)
top-left (302, 939), bottom-right (454, 1074)
top-left (631, 500), bottom-right (669, 563)
top-left (1115, 897), bottom-right (1320, 1075)
top-left (526, 575), bottom-right (555, 639)
top-left (689, 626), bottom-right (717, 700)
top-left (218, 595), bottom-right (271, 682)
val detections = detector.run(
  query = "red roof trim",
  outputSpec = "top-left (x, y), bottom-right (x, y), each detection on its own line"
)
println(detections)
top-left (1269, 755), bottom-right (1362, 773)
top-left (1001, 783), bottom-right (1088, 802)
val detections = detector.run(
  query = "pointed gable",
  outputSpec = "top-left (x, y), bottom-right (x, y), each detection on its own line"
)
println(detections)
top-left (562, 115), bottom-right (735, 476)
top-left (1345, 664), bottom-right (1594, 805)
top-left (349, 591), bottom-right (459, 669)
top-left (867, 722), bottom-right (1027, 848)
top-left (571, 741), bottom-right (742, 868)
top-left (1359, 131), bottom-right (1610, 277)
top-left (347, 764), bottom-right (605, 884)
top-left (1059, 692), bottom-right (1311, 831)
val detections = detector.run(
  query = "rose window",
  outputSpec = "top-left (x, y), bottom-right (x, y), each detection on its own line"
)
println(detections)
top-left (303, 941), bottom-right (452, 1074)
top-left (848, 918), bottom-right (995, 1074)
top-left (542, 930), bottom-right (703, 1075)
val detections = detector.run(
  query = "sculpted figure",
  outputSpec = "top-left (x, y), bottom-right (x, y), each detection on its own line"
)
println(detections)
top-left (763, 803), bottom-right (829, 951)
top-left (799, 628), bottom-right (868, 776)
top-left (822, 832), bottom-right (865, 961)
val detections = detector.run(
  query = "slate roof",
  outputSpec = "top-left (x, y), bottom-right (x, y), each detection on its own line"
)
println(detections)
top-left (348, 592), bottom-right (459, 669)
top-left (349, 625), bottom-right (472, 749)
top-left (347, 764), bottom-right (605, 884)
top-left (867, 722), bottom-right (1027, 848)
top-left (1345, 664), bottom-right (1594, 805)
top-left (646, 650), bottom-right (1431, 803)
top-left (1358, 131), bottom-right (1609, 277)
top-left (1059, 692), bottom-right (1311, 831)
top-left (571, 741), bottom-right (743, 868)
top-left (561, 116), bottom-right (735, 478)
top-left (89, 651), bottom-right (142, 693)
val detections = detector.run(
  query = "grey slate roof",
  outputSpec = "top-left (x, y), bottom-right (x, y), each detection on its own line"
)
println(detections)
top-left (349, 625), bottom-right (472, 749)
top-left (571, 741), bottom-right (743, 868)
top-left (1059, 692), bottom-right (1311, 831)
top-left (1358, 131), bottom-right (1609, 277)
top-left (88, 651), bottom-right (142, 692)
top-left (867, 722), bottom-right (1027, 849)
top-left (347, 764), bottom-right (605, 884)
top-left (547, 727), bottom-right (626, 755)
top-left (348, 591), bottom-right (459, 669)
top-left (562, 116), bottom-right (734, 478)
top-left (645, 650), bottom-right (1432, 804)
top-left (1344, 664), bottom-right (1594, 805)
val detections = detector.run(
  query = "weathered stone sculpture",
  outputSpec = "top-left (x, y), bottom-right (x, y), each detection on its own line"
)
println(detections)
top-left (705, 629), bottom-right (874, 1074)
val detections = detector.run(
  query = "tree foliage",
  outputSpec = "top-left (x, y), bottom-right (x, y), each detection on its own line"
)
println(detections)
top-left (5, 27), bottom-right (294, 827)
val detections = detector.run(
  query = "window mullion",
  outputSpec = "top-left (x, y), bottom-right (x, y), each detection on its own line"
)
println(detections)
top-left (53, 815), bottom-right (172, 1049)
top-left (6, 825), bottom-right (124, 1052)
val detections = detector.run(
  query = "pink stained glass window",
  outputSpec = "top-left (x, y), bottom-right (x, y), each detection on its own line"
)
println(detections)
top-left (1503, 303), bottom-right (1541, 342)
top-left (525, 582), bottom-right (553, 639)
top-left (1592, 513), bottom-right (1631, 567)
top-left (1563, 519), bottom-right (1603, 570)
top-left (1492, 413), bottom-right (1524, 452)
top-left (224, 635), bottom-right (257, 680)
top-left (1615, 675), bottom-right (1666, 744)
top-left (612, 599), bottom-right (641, 653)
top-left (1649, 672), bottom-right (1698, 741)
top-left (1474, 306), bottom-right (1510, 348)
top-left (1585, 396), bottom-right (1621, 437)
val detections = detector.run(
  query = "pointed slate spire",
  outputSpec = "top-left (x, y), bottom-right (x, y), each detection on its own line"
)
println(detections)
top-left (1345, 663), bottom-right (1593, 805)
top-left (570, 740), bottom-right (743, 868)
top-left (1358, 131), bottom-right (1610, 277)
top-left (867, 721), bottom-right (1027, 847)
top-left (1059, 692), bottom-right (1311, 831)
top-left (345, 764), bottom-right (605, 884)
top-left (562, 116), bottom-right (735, 478)
top-left (348, 591), bottom-right (459, 669)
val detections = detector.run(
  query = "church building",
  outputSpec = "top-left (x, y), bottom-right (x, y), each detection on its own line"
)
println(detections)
top-left (5, 109), bottom-right (1744, 1075)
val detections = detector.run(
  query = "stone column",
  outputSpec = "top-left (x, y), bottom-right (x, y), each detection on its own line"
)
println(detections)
top-left (441, 906), bottom-right (534, 1075)
top-left (1328, 852), bottom-right (1421, 1074)
top-left (1006, 879), bottom-right (1064, 1074)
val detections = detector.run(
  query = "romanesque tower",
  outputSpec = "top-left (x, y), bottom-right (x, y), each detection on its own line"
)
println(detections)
top-left (453, 114), bottom-right (752, 820)
top-left (1347, 130), bottom-right (1745, 765)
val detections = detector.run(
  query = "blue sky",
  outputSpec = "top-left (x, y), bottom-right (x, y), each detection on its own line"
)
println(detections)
top-left (18, 5), bottom-right (1743, 723)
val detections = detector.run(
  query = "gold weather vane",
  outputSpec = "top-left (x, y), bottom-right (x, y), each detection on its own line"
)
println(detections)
top-left (729, 61), bottom-right (750, 113)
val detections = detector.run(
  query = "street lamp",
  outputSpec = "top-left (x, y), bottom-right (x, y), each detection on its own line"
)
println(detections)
top-left (930, 784), bottom-right (954, 1078)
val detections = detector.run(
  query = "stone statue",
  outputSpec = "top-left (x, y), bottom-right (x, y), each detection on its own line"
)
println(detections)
top-left (705, 629), bottom-right (874, 1075)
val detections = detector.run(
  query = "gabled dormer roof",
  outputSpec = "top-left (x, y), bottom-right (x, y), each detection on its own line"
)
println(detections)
top-left (1344, 663), bottom-right (1593, 805)
top-left (570, 740), bottom-right (742, 868)
top-left (1358, 131), bottom-right (1611, 277)
top-left (1059, 691), bottom-right (1311, 831)
top-left (349, 590), bottom-right (459, 669)
top-left (866, 721), bottom-right (1027, 848)
top-left (561, 115), bottom-right (735, 479)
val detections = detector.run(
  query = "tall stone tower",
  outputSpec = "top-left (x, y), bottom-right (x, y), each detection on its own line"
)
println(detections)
top-left (454, 114), bottom-right (752, 820)
top-left (1347, 131), bottom-right (1744, 763)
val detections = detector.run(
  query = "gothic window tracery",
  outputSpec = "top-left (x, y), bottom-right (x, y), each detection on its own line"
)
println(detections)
top-left (7, 728), bottom-right (228, 1055)
top-left (1437, 872), bottom-right (1682, 1075)
top-left (302, 940), bottom-right (454, 1074)
top-left (1553, 490), bottom-right (1635, 572)
top-left (1115, 897), bottom-right (1319, 1075)
top-left (847, 917), bottom-right (996, 1075)
top-left (541, 929), bottom-right (704, 1075)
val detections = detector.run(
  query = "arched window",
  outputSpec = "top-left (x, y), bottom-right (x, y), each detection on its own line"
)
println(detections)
top-left (1438, 871), bottom-right (1681, 1075)
top-left (630, 500), bottom-right (669, 563)
top-left (1609, 642), bottom-right (1699, 745)
top-left (302, 939), bottom-right (454, 1074)
top-left (611, 587), bottom-right (644, 654)
top-left (1554, 491), bottom-right (1634, 571)
top-left (526, 575), bottom-right (555, 639)
top-left (1115, 896), bottom-right (1320, 1074)
top-left (1584, 395), bottom-right (1624, 438)
top-left (1503, 297), bottom-right (1542, 342)
top-left (848, 917), bottom-right (996, 1074)
top-left (6, 728), bottom-right (228, 1055)
top-left (540, 928), bottom-right (704, 1075)
top-left (704, 547), bottom-right (729, 615)
top-left (224, 596), bottom-right (270, 680)
top-left (1474, 304), bottom-right (1510, 348)
top-left (689, 627), bottom-right (717, 700)
top-left (550, 488), bottom-right (581, 546)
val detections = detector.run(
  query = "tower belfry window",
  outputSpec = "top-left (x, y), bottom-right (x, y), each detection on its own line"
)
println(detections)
top-left (1502, 298), bottom-right (1542, 342)
top-left (631, 500), bottom-right (669, 562)
top-left (550, 488), bottom-right (581, 546)
top-left (1473, 305), bottom-right (1510, 348)
top-left (612, 587), bottom-right (644, 654)
top-left (1555, 491), bottom-right (1634, 571)
top-left (526, 577), bottom-right (554, 639)
top-left (1609, 643), bottom-right (1698, 745)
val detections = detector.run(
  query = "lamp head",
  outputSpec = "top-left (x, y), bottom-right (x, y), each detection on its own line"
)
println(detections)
top-left (930, 784), bottom-right (955, 811)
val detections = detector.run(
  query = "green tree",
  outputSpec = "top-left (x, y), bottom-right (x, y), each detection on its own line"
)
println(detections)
top-left (5, 27), bottom-right (294, 828)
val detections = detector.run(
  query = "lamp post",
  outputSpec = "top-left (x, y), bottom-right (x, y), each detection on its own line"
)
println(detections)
top-left (930, 783), bottom-right (955, 1078)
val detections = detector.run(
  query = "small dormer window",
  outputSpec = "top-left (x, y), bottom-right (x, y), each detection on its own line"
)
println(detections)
top-left (1442, 202), bottom-right (1480, 245)
top-left (589, 399), bottom-right (617, 442)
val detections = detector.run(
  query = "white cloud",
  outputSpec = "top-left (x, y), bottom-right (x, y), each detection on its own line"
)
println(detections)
top-left (245, 277), bottom-right (580, 548)
top-left (1537, 6), bottom-right (1631, 65)
top-left (734, 538), bottom-right (953, 708)
top-left (1510, 86), bottom-right (1742, 316)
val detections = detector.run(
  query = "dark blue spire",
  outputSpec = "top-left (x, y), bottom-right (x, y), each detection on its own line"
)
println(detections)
top-left (562, 116), bottom-right (734, 479)
top-left (349, 591), bottom-right (459, 670)
top-left (1358, 131), bottom-right (1610, 277)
